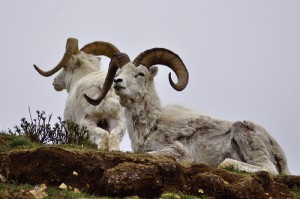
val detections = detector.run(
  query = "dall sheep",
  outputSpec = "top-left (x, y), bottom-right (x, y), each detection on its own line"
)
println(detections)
top-left (84, 48), bottom-right (290, 175)
top-left (33, 38), bottom-right (126, 151)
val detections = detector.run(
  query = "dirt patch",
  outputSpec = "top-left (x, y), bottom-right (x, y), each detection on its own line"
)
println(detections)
top-left (0, 147), bottom-right (299, 198)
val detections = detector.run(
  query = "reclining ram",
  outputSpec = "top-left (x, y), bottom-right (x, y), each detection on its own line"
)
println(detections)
top-left (84, 48), bottom-right (290, 175)
top-left (33, 38), bottom-right (126, 151)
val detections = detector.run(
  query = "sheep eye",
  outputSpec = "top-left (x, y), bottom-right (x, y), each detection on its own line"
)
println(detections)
top-left (135, 72), bottom-right (145, 78)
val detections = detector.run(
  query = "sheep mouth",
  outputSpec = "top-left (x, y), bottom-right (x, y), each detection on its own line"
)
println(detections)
top-left (53, 85), bottom-right (64, 91)
top-left (114, 85), bottom-right (126, 91)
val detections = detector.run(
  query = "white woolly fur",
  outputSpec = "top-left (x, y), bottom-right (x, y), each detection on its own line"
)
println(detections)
top-left (112, 62), bottom-right (290, 175)
top-left (53, 51), bottom-right (126, 150)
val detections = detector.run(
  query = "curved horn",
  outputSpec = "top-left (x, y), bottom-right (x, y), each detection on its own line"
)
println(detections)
top-left (80, 41), bottom-right (120, 58)
top-left (33, 38), bottom-right (79, 77)
top-left (133, 48), bottom-right (189, 91)
top-left (84, 52), bottom-right (130, 106)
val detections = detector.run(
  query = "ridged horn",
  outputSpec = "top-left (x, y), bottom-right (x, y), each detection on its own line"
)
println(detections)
top-left (33, 38), bottom-right (79, 77)
top-left (84, 52), bottom-right (131, 106)
top-left (133, 48), bottom-right (189, 91)
top-left (80, 41), bottom-right (120, 58)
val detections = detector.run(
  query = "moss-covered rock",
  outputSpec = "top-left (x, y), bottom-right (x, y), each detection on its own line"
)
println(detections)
top-left (0, 147), bottom-right (298, 198)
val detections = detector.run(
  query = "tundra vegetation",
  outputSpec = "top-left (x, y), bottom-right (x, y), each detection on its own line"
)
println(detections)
top-left (7, 109), bottom-right (90, 147)
top-left (0, 115), bottom-right (299, 198)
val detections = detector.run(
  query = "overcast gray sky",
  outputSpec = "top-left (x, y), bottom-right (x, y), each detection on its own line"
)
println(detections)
top-left (0, 1), bottom-right (299, 174)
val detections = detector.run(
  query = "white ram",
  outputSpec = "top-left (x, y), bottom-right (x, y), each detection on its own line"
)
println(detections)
top-left (84, 48), bottom-right (290, 175)
top-left (33, 38), bottom-right (126, 151)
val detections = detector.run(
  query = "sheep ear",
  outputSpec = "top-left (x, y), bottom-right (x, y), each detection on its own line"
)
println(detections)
top-left (149, 66), bottom-right (158, 78)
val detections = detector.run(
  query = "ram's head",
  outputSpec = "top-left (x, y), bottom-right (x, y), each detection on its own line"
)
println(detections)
top-left (33, 38), bottom-right (120, 91)
top-left (84, 48), bottom-right (189, 106)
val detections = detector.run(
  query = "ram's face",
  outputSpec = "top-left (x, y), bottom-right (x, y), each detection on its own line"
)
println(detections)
top-left (113, 62), bottom-right (157, 102)
top-left (52, 53), bottom-right (100, 92)
top-left (52, 69), bottom-right (67, 91)
top-left (52, 56), bottom-right (78, 91)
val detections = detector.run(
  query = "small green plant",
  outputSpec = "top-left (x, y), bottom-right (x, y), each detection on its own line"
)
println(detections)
top-left (8, 108), bottom-right (90, 145)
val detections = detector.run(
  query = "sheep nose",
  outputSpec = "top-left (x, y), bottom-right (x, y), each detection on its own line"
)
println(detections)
top-left (114, 78), bottom-right (123, 83)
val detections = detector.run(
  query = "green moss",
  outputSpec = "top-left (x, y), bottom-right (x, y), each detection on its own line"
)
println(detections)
top-left (219, 165), bottom-right (250, 175)
top-left (294, 191), bottom-right (300, 199)
top-left (0, 131), bottom-right (99, 153)
top-left (9, 136), bottom-right (32, 148)
top-left (0, 183), bottom-right (205, 199)
top-left (0, 133), bottom-right (44, 152)
top-left (0, 182), bottom-right (105, 199)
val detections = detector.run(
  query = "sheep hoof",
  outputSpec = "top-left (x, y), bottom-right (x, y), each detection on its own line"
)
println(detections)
top-left (96, 139), bottom-right (109, 151)
top-left (108, 140), bottom-right (120, 151)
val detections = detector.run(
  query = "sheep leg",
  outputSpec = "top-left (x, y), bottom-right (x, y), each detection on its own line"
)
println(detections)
top-left (80, 118), bottom-right (109, 150)
top-left (218, 158), bottom-right (268, 173)
top-left (230, 121), bottom-right (279, 175)
top-left (107, 116), bottom-right (126, 151)
top-left (147, 141), bottom-right (192, 163)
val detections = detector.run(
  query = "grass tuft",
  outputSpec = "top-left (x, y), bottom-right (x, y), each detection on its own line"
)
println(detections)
top-left (220, 165), bottom-right (250, 175)
top-left (294, 191), bottom-right (300, 199)
top-left (8, 135), bottom-right (32, 148)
